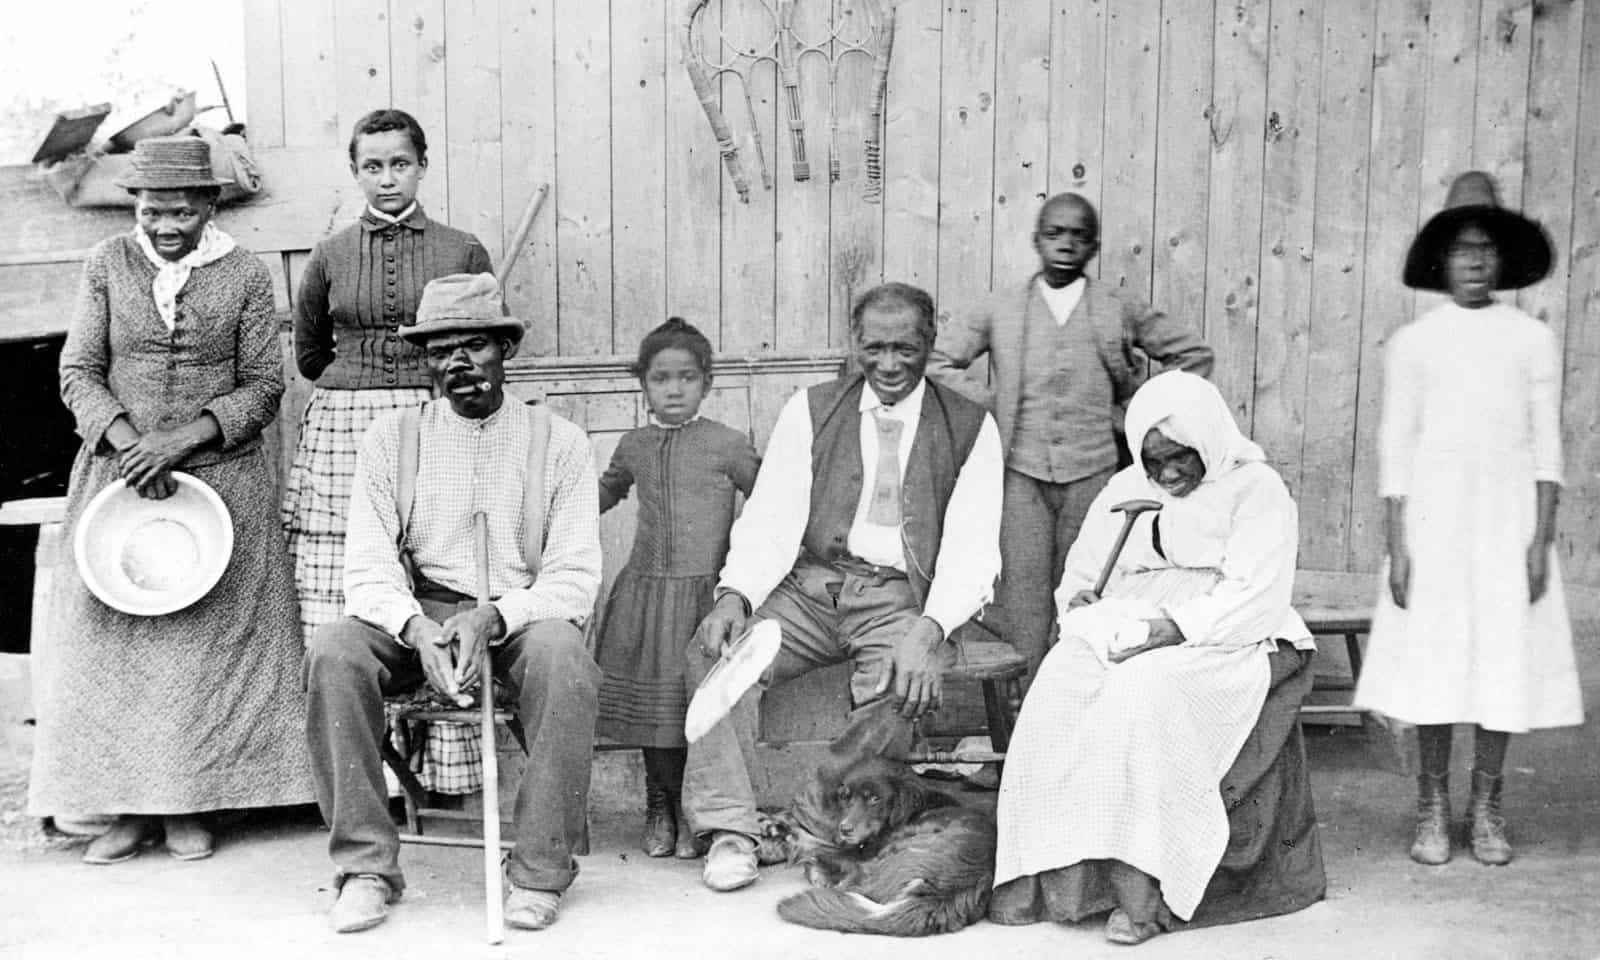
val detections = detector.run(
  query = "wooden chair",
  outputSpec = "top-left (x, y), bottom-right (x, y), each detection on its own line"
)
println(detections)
top-left (381, 687), bottom-right (598, 859)
top-left (380, 686), bottom-right (523, 852)
top-left (904, 630), bottom-right (1028, 766)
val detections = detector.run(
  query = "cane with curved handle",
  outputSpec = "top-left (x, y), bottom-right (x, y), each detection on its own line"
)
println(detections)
top-left (1091, 499), bottom-right (1164, 597)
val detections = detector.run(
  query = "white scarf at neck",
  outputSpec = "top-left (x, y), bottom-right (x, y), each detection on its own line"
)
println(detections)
top-left (132, 221), bottom-right (237, 331)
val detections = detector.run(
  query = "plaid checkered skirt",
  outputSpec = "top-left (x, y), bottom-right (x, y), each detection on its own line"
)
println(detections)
top-left (283, 386), bottom-right (486, 794)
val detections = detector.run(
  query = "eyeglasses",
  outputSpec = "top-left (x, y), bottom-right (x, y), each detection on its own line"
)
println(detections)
top-left (1447, 240), bottom-right (1499, 259)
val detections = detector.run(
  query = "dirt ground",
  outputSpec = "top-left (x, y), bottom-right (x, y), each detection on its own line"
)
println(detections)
top-left (4, 623), bottom-right (1598, 960)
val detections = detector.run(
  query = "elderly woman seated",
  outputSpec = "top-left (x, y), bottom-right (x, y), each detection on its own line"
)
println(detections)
top-left (989, 370), bottom-right (1326, 946)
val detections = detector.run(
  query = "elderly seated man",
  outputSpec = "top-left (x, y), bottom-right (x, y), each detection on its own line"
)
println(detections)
top-left (989, 371), bottom-right (1326, 946)
top-left (304, 273), bottom-right (602, 934)
top-left (684, 281), bottom-right (1004, 891)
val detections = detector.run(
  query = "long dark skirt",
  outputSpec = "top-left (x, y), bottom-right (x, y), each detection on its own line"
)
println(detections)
top-left (989, 642), bottom-right (1326, 931)
top-left (594, 570), bottom-right (715, 748)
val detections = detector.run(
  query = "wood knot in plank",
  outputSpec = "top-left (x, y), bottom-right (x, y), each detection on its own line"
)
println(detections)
top-left (1497, 7), bottom-right (1519, 45)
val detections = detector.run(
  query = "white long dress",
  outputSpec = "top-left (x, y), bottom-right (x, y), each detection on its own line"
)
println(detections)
top-left (992, 446), bottom-right (1313, 920)
top-left (1353, 302), bottom-right (1584, 732)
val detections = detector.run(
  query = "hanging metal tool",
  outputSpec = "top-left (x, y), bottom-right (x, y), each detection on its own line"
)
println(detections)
top-left (680, 0), bottom-right (778, 202)
top-left (787, 0), bottom-right (894, 198)
top-left (680, 0), bottom-right (896, 202)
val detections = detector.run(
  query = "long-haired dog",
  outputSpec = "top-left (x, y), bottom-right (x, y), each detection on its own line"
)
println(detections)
top-left (774, 753), bottom-right (997, 937)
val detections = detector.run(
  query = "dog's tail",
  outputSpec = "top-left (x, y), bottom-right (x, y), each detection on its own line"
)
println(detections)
top-left (777, 885), bottom-right (989, 937)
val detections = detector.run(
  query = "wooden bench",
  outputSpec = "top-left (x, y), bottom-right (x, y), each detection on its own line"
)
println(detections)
top-left (1291, 569), bottom-right (1377, 719)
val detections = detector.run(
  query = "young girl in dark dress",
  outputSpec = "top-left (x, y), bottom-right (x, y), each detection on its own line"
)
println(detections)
top-left (595, 319), bottom-right (760, 858)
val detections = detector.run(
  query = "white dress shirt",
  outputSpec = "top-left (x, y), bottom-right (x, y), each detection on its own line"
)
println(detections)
top-left (719, 378), bottom-right (1004, 638)
top-left (1036, 275), bottom-right (1086, 326)
top-left (343, 398), bottom-right (603, 640)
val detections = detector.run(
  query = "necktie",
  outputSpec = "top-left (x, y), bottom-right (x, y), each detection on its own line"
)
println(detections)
top-left (867, 409), bottom-right (903, 525)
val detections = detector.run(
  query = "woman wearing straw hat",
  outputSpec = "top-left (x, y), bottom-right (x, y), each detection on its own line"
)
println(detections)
top-left (27, 135), bottom-right (313, 864)
top-left (1354, 171), bottom-right (1584, 867)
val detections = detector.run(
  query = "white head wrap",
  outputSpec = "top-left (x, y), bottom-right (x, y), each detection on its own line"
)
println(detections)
top-left (1123, 370), bottom-right (1265, 486)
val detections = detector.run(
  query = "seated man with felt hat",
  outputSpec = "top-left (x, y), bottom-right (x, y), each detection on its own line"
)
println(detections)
top-left (304, 273), bottom-right (603, 934)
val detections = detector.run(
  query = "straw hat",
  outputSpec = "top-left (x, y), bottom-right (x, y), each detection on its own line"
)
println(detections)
top-left (73, 472), bottom-right (234, 617)
top-left (1403, 171), bottom-right (1553, 291)
top-left (398, 273), bottom-right (528, 357)
top-left (112, 134), bottom-right (233, 191)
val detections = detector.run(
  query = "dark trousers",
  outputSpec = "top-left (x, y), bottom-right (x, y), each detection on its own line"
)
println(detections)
top-left (997, 466), bottom-right (1116, 680)
top-left (305, 598), bottom-right (600, 894)
top-left (680, 558), bottom-right (955, 839)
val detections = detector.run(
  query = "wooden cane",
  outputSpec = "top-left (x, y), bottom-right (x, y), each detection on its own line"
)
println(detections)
top-left (496, 182), bottom-right (550, 284)
top-left (1092, 499), bottom-right (1164, 597)
top-left (471, 511), bottom-right (504, 944)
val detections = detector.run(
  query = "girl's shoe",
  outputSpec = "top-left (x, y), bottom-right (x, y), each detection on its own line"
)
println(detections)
top-left (674, 798), bottom-right (705, 860)
top-left (1409, 773), bottom-right (1452, 865)
top-left (1468, 770), bottom-right (1512, 866)
top-left (163, 815), bottom-right (215, 861)
top-left (82, 815), bottom-right (157, 865)
top-left (642, 786), bottom-right (676, 858)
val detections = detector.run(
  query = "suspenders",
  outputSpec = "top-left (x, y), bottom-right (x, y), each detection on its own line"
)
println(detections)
top-left (395, 402), bottom-right (553, 585)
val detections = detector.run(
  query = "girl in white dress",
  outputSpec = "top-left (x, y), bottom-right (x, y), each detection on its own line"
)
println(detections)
top-left (1354, 170), bottom-right (1584, 867)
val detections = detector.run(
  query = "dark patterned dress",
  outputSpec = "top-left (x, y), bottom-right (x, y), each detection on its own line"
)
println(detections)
top-left (595, 418), bottom-right (760, 747)
top-left (28, 235), bottom-right (314, 817)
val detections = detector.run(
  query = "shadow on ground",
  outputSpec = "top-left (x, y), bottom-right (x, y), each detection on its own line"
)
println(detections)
top-left (3, 622), bottom-right (1598, 960)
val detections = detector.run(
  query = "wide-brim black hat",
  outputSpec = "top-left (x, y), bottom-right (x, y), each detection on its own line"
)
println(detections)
top-left (1403, 170), bottom-right (1553, 291)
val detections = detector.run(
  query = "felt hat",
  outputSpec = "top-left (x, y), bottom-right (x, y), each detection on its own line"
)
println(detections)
top-left (112, 134), bottom-right (233, 190)
top-left (1403, 171), bottom-right (1553, 291)
top-left (73, 472), bottom-right (234, 617)
top-left (398, 273), bottom-right (528, 357)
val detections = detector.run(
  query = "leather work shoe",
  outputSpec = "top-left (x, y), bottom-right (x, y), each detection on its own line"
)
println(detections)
top-left (505, 887), bottom-right (562, 931)
top-left (642, 786), bottom-right (676, 858)
top-left (163, 815), bottom-right (215, 861)
top-left (330, 875), bottom-right (395, 934)
top-left (1468, 770), bottom-right (1513, 866)
top-left (702, 832), bottom-right (758, 892)
top-left (674, 800), bottom-right (705, 860)
top-left (1104, 908), bottom-right (1164, 946)
top-left (82, 815), bottom-right (157, 865)
top-left (1409, 772), bottom-right (1452, 866)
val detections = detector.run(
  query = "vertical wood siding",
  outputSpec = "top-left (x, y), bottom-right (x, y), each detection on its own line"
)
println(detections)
top-left (244, 0), bottom-right (1600, 581)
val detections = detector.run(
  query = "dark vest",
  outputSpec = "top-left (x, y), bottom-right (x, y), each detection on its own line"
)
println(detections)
top-left (802, 375), bottom-right (989, 605)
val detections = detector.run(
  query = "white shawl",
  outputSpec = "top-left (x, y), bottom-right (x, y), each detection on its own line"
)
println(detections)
top-left (132, 221), bottom-right (237, 331)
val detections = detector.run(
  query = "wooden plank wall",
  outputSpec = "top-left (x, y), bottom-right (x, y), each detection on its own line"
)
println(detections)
top-left (224, 0), bottom-right (1593, 583)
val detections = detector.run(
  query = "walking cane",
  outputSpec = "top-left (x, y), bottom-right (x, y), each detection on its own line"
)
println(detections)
top-left (471, 510), bottom-right (504, 943)
top-left (1091, 499), bottom-right (1164, 597)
